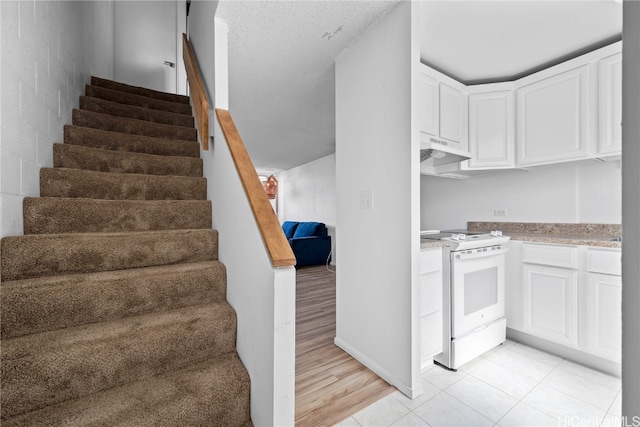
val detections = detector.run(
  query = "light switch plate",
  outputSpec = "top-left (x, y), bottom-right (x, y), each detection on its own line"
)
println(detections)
top-left (360, 190), bottom-right (374, 210)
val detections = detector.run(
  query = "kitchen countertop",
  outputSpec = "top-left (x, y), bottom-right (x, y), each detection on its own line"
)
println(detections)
top-left (420, 240), bottom-right (447, 250)
top-left (467, 222), bottom-right (622, 249)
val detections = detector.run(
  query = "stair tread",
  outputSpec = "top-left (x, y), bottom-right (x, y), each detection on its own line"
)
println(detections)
top-left (2, 302), bottom-right (238, 419)
top-left (2, 353), bottom-right (251, 427)
top-left (23, 197), bottom-right (212, 234)
top-left (73, 109), bottom-right (197, 142)
top-left (91, 76), bottom-right (191, 105)
top-left (40, 167), bottom-right (207, 201)
top-left (1, 260), bottom-right (226, 339)
top-left (1, 229), bottom-right (218, 281)
top-left (53, 143), bottom-right (203, 177)
top-left (64, 125), bottom-right (200, 158)
top-left (2, 301), bottom-right (234, 357)
top-left (80, 96), bottom-right (195, 128)
top-left (85, 84), bottom-right (193, 115)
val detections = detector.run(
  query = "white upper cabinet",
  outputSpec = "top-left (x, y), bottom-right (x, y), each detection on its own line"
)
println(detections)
top-left (463, 84), bottom-right (515, 170)
top-left (418, 64), bottom-right (468, 153)
top-left (417, 42), bottom-right (621, 177)
top-left (439, 83), bottom-right (467, 146)
top-left (516, 64), bottom-right (592, 167)
top-left (417, 70), bottom-right (439, 137)
top-left (598, 52), bottom-right (623, 157)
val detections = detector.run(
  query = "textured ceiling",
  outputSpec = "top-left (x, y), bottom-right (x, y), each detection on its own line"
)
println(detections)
top-left (216, 0), bottom-right (622, 174)
top-left (216, 0), bottom-right (399, 174)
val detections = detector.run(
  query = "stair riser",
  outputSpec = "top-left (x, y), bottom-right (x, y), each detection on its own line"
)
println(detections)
top-left (91, 76), bottom-right (190, 105)
top-left (2, 354), bottom-right (251, 427)
top-left (64, 125), bottom-right (200, 158)
top-left (80, 96), bottom-right (195, 128)
top-left (0, 229), bottom-right (218, 281)
top-left (73, 109), bottom-right (197, 142)
top-left (85, 85), bottom-right (193, 115)
top-left (24, 198), bottom-right (212, 234)
top-left (53, 143), bottom-right (203, 177)
top-left (1, 262), bottom-right (226, 339)
top-left (1, 304), bottom-right (237, 418)
top-left (40, 168), bottom-right (207, 201)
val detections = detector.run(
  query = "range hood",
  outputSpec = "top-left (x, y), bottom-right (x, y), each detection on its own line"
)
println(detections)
top-left (420, 137), bottom-right (471, 167)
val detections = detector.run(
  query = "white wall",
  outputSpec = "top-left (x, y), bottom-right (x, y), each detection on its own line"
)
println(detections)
top-left (211, 119), bottom-right (296, 427)
top-left (188, 9), bottom-right (295, 424)
top-left (621, 0), bottom-right (640, 417)
top-left (336, 2), bottom-right (422, 398)
top-left (421, 161), bottom-right (622, 231)
top-left (1, 0), bottom-right (115, 238)
top-left (188, 0), bottom-right (217, 106)
top-left (277, 153), bottom-right (336, 264)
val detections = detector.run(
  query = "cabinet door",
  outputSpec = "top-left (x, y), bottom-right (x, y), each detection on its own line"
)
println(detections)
top-left (439, 83), bottom-right (467, 151)
top-left (598, 52), bottom-right (622, 156)
top-left (516, 65), bottom-right (591, 167)
top-left (420, 249), bottom-right (443, 364)
top-left (465, 90), bottom-right (515, 169)
top-left (421, 269), bottom-right (443, 364)
top-left (523, 264), bottom-right (578, 347)
top-left (418, 69), bottom-right (439, 138)
top-left (587, 273), bottom-right (621, 362)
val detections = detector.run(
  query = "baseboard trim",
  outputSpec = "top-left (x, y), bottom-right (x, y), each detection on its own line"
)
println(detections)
top-left (334, 337), bottom-right (423, 398)
top-left (507, 328), bottom-right (621, 377)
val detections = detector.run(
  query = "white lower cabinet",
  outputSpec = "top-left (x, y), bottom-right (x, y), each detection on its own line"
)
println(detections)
top-left (508, 243), bottom-right (621, 365)
top-left (586, 248), bottom-right (622, 362)
top-left (522, 264), bottom-right (578, 347)
top-left (586, 273), bottom-right (621, 361)
top-left (420, 247), bottom-right (443, 368)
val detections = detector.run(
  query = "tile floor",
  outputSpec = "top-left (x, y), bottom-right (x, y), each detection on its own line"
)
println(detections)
top-left (335, 340), bottom-right (622, 427)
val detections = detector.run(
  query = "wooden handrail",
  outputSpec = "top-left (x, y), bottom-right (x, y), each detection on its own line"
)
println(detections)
top-left (182, 33), bottom-right (209, 150)
top-left (216, 109), bottom-right (296, 268)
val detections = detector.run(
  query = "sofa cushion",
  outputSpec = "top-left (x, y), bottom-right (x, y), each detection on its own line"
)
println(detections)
top-left (282, 221), bottom-right (300, 239)
top-left (293, 222), bottom-right (326, 238)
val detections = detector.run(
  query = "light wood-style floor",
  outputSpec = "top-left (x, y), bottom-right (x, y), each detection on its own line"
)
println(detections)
top-left (295, 265), bottom-right (394, 426)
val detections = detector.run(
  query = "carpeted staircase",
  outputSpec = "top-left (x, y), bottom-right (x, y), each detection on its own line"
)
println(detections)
top-left (0, 77), bottom-right (252, 426)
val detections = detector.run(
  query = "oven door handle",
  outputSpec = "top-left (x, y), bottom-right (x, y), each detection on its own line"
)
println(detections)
top-left (453, 246), bottom-right (509, 260)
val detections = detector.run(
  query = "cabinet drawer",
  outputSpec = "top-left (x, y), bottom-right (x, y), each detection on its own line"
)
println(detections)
top-left (522, 243), bottom-right (577, 269)
top-left (420, 248), bottom-right (442, 274)
top-left (587, 249), bottom-right (621, 276)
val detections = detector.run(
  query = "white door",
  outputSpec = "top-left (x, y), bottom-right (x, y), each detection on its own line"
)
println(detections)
top-left (114, 1), bottom-right (185, 94)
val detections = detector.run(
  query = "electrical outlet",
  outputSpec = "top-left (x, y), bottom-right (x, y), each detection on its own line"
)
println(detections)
top-left (494, 209), bottom-right (508, 217)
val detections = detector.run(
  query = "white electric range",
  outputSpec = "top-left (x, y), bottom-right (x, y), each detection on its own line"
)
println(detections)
top-left (421, 230), bottom-right (510, 370)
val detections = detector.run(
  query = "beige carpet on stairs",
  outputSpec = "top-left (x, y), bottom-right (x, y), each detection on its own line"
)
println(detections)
top-left (0, 76), bottom-right (253, 426)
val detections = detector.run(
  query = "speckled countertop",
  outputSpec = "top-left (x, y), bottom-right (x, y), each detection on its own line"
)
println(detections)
top-left (467, 222), bottom-right (622, 249)
top-left (420, 240), bottom-right (447, 250)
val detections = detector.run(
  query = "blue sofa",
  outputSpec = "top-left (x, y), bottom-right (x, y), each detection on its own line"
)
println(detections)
top-left (282, 221), bottom-right (332, 267)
